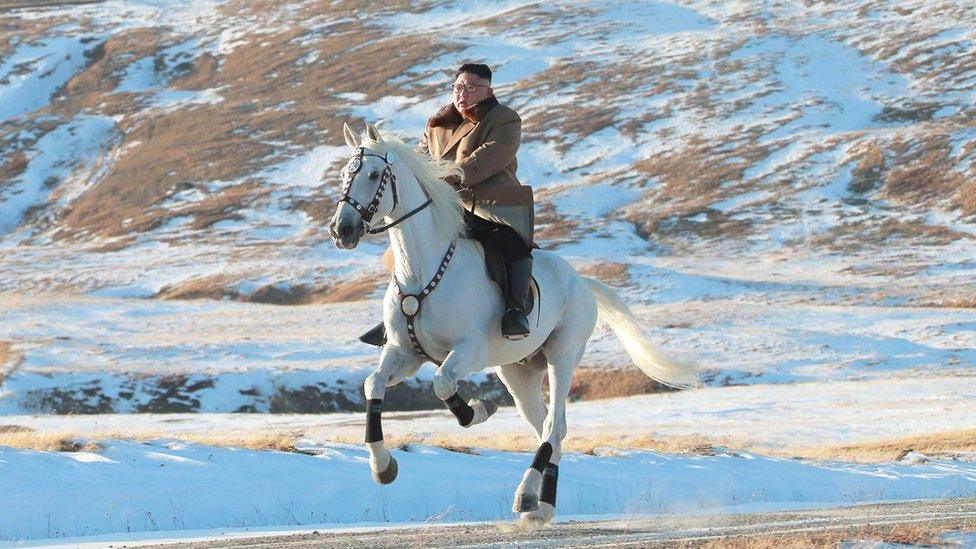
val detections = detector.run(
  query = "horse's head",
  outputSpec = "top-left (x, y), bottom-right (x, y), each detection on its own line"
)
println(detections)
top-left (329, 123), bottom-right (400, 249)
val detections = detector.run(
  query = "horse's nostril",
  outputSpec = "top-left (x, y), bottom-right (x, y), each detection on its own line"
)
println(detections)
top-left (338, 223), bottom-right (355, 239)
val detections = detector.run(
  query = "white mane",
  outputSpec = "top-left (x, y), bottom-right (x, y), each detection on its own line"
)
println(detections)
top-left (360, 128), bottom-right (464, 244)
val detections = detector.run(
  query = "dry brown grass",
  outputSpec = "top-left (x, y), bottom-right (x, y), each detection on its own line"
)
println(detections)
top-left (373, 427), bottom-right (976, 464)
top-left (6, 426), bottom-right (976, 466)
top-left (314, 275), bottom-right (383, 303)
top-left (156, 273), bottom-right (382, 304)
top-left (570, 365), bottom-right (672, 400)
top-left (179, 431), bottom-right (309, 454)
top-left (575, 261), bottom-right (631, 287)
top-left (42, 3), bottom-right (453, 242)
top-left (772, 428), bottom-right (976, 463)
top-left (319, 431), bottom-right (730, 457)
top-left (0, 429), bottom-right (307, 454)
top-left (923, 297), bottom-right (976, 308)
top-left (807, 217), bottom-right (970, 253)
top-left (846, 140), bottom-right (886, 195)
top-left (0, 150), bottom-right (28, 182)
top-left (625, 131), bottom-right (766, 247)
top-left (883, 134), bottom-right (969, 212)
top-left (0, 426), bottom-right (727, 457)
top-left (155, 274), bottom-right (237, 301)
top-left (533, 201), bottom-right (579, 245)
top-left (182, 180), bottom-right (266, 231)
top-left (0, 431), bottom-right (103, 453)
top-left (0, 340), bottom-right (23, 384)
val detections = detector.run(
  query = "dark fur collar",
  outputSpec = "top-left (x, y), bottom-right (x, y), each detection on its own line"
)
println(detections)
top-left (427, 95), bottom-right (499, 128)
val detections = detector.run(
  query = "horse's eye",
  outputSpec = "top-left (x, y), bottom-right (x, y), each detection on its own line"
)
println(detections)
top-left (368, 170), bottom-right (380, 181)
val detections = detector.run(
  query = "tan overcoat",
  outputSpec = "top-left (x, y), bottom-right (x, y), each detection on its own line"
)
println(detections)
top-left (421, 97), bottom-right (534, 246)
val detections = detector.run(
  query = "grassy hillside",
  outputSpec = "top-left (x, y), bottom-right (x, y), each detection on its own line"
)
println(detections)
top-left (0, 0), bottom-right (972, 303)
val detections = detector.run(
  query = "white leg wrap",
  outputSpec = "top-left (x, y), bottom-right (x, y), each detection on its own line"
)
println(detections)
top-left (513, 468), bottom-right (543, 513)
top-left (366, 440), bottom-right (390, 471)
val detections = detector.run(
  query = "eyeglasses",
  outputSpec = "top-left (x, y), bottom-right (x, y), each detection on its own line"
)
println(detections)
top-left (452, 83), bottom-right (489, 94)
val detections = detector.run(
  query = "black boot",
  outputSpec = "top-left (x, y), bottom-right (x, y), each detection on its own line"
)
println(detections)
top-left (502, 256), bottom-right (532, 340)
top-left (359, 322), bottom-right (386, 347)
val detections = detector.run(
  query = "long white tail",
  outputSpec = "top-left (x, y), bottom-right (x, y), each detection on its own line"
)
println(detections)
top-left (584, 277), bottom-right (699, 389)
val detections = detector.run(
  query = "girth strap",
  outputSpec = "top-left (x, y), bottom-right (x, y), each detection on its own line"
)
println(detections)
top-left (393, 241), bottom-right (456, 365)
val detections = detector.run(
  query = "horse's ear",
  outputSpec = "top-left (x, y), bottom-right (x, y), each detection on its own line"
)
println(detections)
top-left (365, 122), bottom-right (382, 142)
top-left (343, 123), bottom-right (360, 148)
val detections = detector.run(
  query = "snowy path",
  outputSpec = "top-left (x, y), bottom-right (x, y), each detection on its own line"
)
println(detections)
top-left (17, 498), bottom-right (976, 548)
top-left (136, 499), bottom-right (976, 548)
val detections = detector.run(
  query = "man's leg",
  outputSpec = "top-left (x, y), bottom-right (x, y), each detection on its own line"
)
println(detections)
top-left (490, 224), bottom-right (533, 340)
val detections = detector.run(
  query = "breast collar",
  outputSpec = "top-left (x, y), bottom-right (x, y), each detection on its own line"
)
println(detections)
top-left (392, 240), bottom-right (456, 365)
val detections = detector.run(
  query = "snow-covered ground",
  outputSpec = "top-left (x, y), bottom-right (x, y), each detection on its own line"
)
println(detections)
top-left (4, 372), bottom-right (975, 544)
top-left (2, 438), bottom-right (975, 544)
top-left (1, 292), bottom-right (973, 413)
top-left (10, 374), bottom-right (976, 451)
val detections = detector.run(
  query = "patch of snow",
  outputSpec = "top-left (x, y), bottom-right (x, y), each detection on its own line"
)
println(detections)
top-left (375, 1), bottom-right (533, 34)
top-left (0, 439), bottom-right (974, 542)
top-left (0, 116), bottom-right (117, 235)
top-left (552, 181), bottom-right (642, 219)
top-left (0, 35), bottom-right (96, 121)
top-left (114, 56), bottom-right (157, 93)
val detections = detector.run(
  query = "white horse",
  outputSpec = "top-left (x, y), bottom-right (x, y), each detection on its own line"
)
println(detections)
top-left (328, 123), bottom-right (697, 525)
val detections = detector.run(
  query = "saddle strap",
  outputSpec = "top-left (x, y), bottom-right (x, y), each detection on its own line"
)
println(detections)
top-left (393, 241), bottom-right (456, 365)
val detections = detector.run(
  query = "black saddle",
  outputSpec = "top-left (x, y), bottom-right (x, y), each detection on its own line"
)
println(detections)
top-left (468, 232), bottom-right (536, 316)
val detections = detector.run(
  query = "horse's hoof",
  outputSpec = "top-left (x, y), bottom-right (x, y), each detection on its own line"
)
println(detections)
top-left (372, 454), bottom-right (398, 485)
top-left (519, 502), bottom-right (555, 528)
top-left (520, 503), bottom-right (555, 525)
top-left (513, 492), bottom-right (539, 513)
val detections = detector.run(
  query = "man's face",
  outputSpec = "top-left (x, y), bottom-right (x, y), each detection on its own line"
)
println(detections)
top-left (452, 72), bottom-right (492, 115)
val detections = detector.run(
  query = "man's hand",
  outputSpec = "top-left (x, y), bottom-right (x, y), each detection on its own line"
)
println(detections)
top-left (444, 174), bottom-right (463, 189)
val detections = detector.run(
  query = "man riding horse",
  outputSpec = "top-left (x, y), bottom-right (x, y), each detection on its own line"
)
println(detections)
top-left (360, 62), bottom-right (535, 345)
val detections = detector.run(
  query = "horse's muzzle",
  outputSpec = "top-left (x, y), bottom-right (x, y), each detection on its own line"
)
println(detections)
top-left (330, 217), bottom-right (364, 249)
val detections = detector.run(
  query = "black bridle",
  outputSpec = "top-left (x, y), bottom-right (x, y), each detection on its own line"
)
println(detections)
top-left (338, 147), bottom-right (432, 235)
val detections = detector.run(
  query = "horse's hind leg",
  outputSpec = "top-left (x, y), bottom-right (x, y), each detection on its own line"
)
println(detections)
top-left (363, 345), bottom-right (422, 485)
top-left (514, 341), bottom-right (586, 525)
top-left (496, 353), bottom-right (548, 439)
top-left (514, 295), bottom-right (596, 525)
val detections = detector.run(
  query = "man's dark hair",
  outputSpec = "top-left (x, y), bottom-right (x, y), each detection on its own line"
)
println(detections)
top-left (455, 63), bottom-right (492, 83)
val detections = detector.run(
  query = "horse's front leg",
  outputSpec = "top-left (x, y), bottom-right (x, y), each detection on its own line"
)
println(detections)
top-left (364, 345), bottom-right (422, 484)
top-left (432, 340), bottom-right (497, 427)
